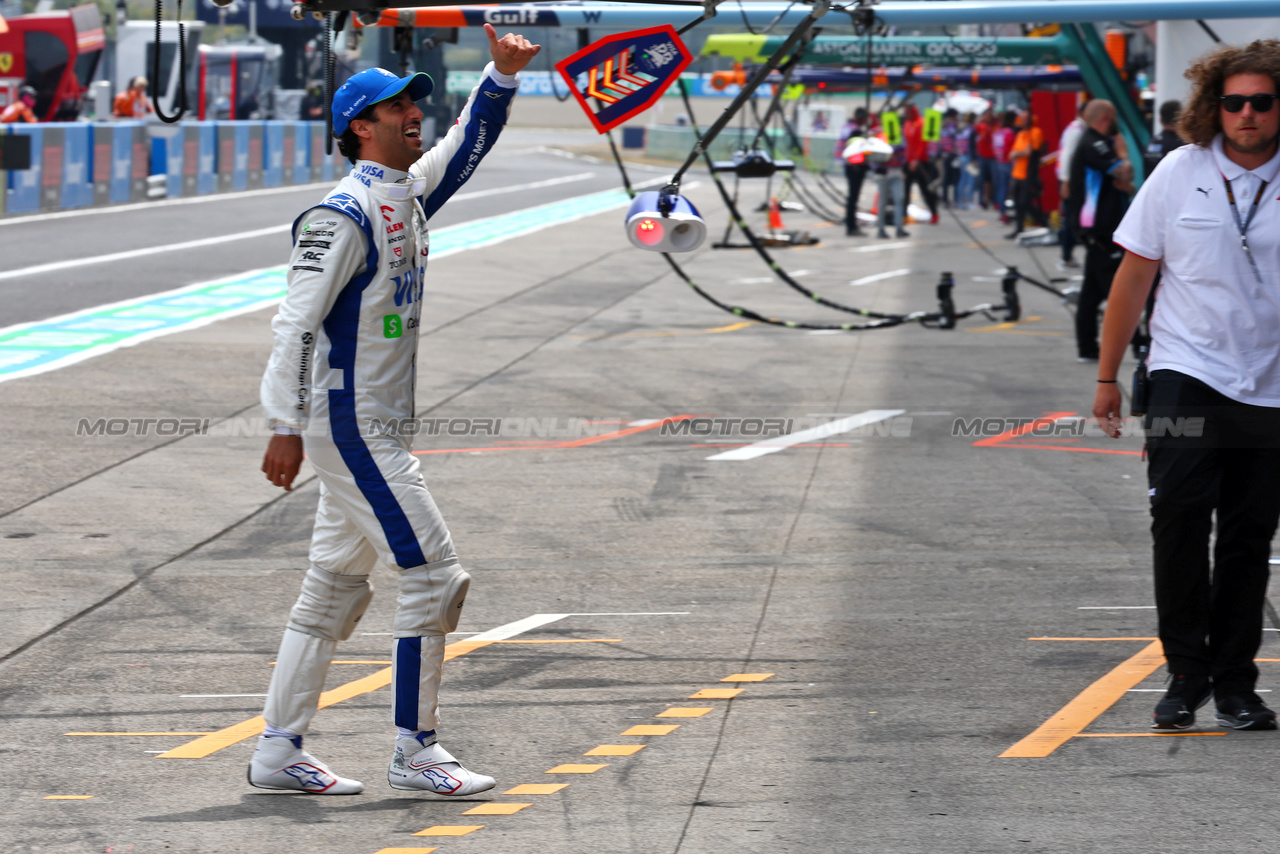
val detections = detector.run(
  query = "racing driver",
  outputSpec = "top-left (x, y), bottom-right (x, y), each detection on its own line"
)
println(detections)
top-left (252, 23), bottom-right (540, 796)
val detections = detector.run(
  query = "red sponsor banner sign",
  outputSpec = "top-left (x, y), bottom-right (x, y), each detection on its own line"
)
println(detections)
top-left (555, 25), bottom-right (692, 134)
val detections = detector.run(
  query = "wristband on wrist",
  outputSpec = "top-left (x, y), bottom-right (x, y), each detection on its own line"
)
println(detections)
top-left (1097, 379), bottom-right (1117, 383)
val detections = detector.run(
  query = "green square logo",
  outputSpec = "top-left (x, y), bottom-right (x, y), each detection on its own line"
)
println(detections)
top-left (384, 315), bottom-right (403, 338)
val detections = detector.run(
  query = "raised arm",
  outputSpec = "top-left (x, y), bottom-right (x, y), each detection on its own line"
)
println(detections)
top-left (411, 24), bottom-right (540, 219)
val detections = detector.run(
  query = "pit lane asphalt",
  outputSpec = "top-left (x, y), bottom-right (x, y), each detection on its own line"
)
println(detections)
top-left (2, 145), bottom-right (1279, 854)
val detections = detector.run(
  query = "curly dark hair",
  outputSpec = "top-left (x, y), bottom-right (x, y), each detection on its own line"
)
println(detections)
top-left (336, 103), bottom-right (379, 165)
top-left (1179, 39), bottom-right (1280, 146)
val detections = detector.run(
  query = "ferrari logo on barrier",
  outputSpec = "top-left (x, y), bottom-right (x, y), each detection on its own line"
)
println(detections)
top-left (556, 25), bottom-right (692, 134)
top-left (0, 53), bottom-right (13, 74)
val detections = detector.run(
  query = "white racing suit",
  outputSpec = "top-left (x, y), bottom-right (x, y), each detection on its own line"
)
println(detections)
top-left (259, 63), bottom-right (517, 737)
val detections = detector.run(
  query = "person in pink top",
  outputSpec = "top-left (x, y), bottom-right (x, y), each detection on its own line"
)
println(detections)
top-left (991, 109), bottom-right (1017, 222)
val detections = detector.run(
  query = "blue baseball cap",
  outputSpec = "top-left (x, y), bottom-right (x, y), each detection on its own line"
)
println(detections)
top-left (332, 68), bottom-right (434, 135)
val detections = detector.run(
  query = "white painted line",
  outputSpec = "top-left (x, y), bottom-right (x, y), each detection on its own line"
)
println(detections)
top-left (180, 694), bottom-right (269, 698)
top-left (0, 225), bottom-right (292, 282)
top-left (1078, 606), bottom-right (1156, 610)
top-left (467, 613), bottom-right (572, 641)
top-left (1270, 557), bottom-right (1280, 564)
top-left (627, 419), bottom-right (662, 427)
top-left (851, 241), bottom-right (913, 253)
top-left (849, 268), bottom-right (911, 287)
top-left (0, 173), bottom-right (598, 229)
top-left (568, 612), bottom-right (692, 616)
top-left (448, 171), bottom-right (596, 202)
top-left (705, 409), bottom-right (906, 461)
top-left (1128, 688), bottom-right (1271, 693)
top-left (0, 181), bottom-right (335, 226)
top-left (0, 174), bottom-right (603, 282)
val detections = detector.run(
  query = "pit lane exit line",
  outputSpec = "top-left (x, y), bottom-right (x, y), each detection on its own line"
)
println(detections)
top-left (0, 179), bottom-right (669, 385)
top-left (156, 611), bottom-right (687, 759)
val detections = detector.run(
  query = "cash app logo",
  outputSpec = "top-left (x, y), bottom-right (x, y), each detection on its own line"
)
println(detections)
top-left (384, 315), bottom-right (402, 338)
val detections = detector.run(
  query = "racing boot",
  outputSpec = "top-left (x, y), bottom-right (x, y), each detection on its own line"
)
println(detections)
top-left (247, 734), bottom-right (364, 795)
top-left (388, 732), bottom-right (495, 795)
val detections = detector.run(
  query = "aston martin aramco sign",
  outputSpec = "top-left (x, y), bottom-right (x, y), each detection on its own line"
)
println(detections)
top-left (702, 34), bottom-right (1072, 68)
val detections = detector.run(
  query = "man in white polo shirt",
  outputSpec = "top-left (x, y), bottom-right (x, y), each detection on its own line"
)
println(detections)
top-left (1092, 40), bottom-right (1280, 732)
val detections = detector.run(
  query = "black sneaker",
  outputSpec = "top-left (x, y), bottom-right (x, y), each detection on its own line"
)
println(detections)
top-left (1215, 694), bottom-right (1278, 730)
top-left (1152, 674), bottom-right (1212, 729)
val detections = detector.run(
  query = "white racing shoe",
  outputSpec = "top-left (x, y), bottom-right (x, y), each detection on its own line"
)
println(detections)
top-left (387, 737), bottom-right (495, 795)
top-left (247, 735), bottom-right (364, 795)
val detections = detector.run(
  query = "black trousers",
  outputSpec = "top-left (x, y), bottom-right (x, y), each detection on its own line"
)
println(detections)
top-left (904, 161), bottom-right (939, 218)
top-left (1009, 178), bottom-right (1045, 233)
top-left (1075, 238), bottom-right (1123, 359)
top-left (845, 162), bottom-right (867, 234)
top-left (1146, 370), bottom-right (1280, 696)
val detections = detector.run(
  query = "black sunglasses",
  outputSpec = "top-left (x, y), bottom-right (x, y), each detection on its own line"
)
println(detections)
top-left (1219, 93), bottom-right (1277, 113)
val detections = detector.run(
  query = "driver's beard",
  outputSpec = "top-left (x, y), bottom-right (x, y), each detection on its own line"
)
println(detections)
top-left (1225, 129), bottom-right (1280, 156)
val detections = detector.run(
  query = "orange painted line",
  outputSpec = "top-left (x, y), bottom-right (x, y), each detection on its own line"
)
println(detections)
top-left (584, 744), bottom-right (645, 756)
top-left (1030, 637), bottom-right (1157, 641)
top-left (1074, 732), bottom-right (1224, 738)
top-left (558, 414), bottom-right (697, 448)
top-left (412, 826), bottom-right (484, 837)
top-left (657, 707), bottom-right (714, 718)
top-left (372, 848), bottom-right (439, 854)
top-left (623, 725), bottom-right (679, 735)
top-left (412, 415), bottom-right (697, 456)
top-left (547, 764), bottom-right (609, 774)
top-left (690, 688), bottom-right (742, 699)
top-left (504, 783), bottom-right (567, 795)
top-left (463, 803), bottom-right (531, 815)
top-left (157, 637), bottom-right (500, 759)
top-left (972, 412), bottom-right (1075, 447)
top-left (43, 795), bottom-right (93, 800)
top-left (722, 673), bottom-right (774, 682)
top-left (997, 442), bottom-right (1142, 457)
top-left (1256, 658), bottom-right (1280, 662)
top-left (1000, 640), bottom-right (1166, 758)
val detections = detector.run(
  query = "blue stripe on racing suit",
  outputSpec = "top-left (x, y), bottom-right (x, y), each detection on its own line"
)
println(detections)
top-left (394, 636), bottom-right (423, 729)
top-left (317, 196), bottom-right (430, 570)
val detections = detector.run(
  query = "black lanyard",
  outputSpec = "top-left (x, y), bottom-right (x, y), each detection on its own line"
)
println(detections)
top-left (1221, 171), bottom-right (1269, 283)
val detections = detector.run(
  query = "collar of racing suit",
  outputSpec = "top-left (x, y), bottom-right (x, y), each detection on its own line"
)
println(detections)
top-left (354, 160), bottom-right (426, 202)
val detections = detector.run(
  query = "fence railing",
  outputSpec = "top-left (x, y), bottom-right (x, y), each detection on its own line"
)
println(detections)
top-left (0, 121), bottom-right (347, 217)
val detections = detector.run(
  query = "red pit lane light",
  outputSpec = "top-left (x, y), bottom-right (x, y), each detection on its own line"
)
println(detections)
top-left (625, 191), bottom-right (706, 253)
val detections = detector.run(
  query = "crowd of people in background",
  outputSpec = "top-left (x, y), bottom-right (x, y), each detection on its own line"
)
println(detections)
top-left (839, 94), bottom-right (1188, 363)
